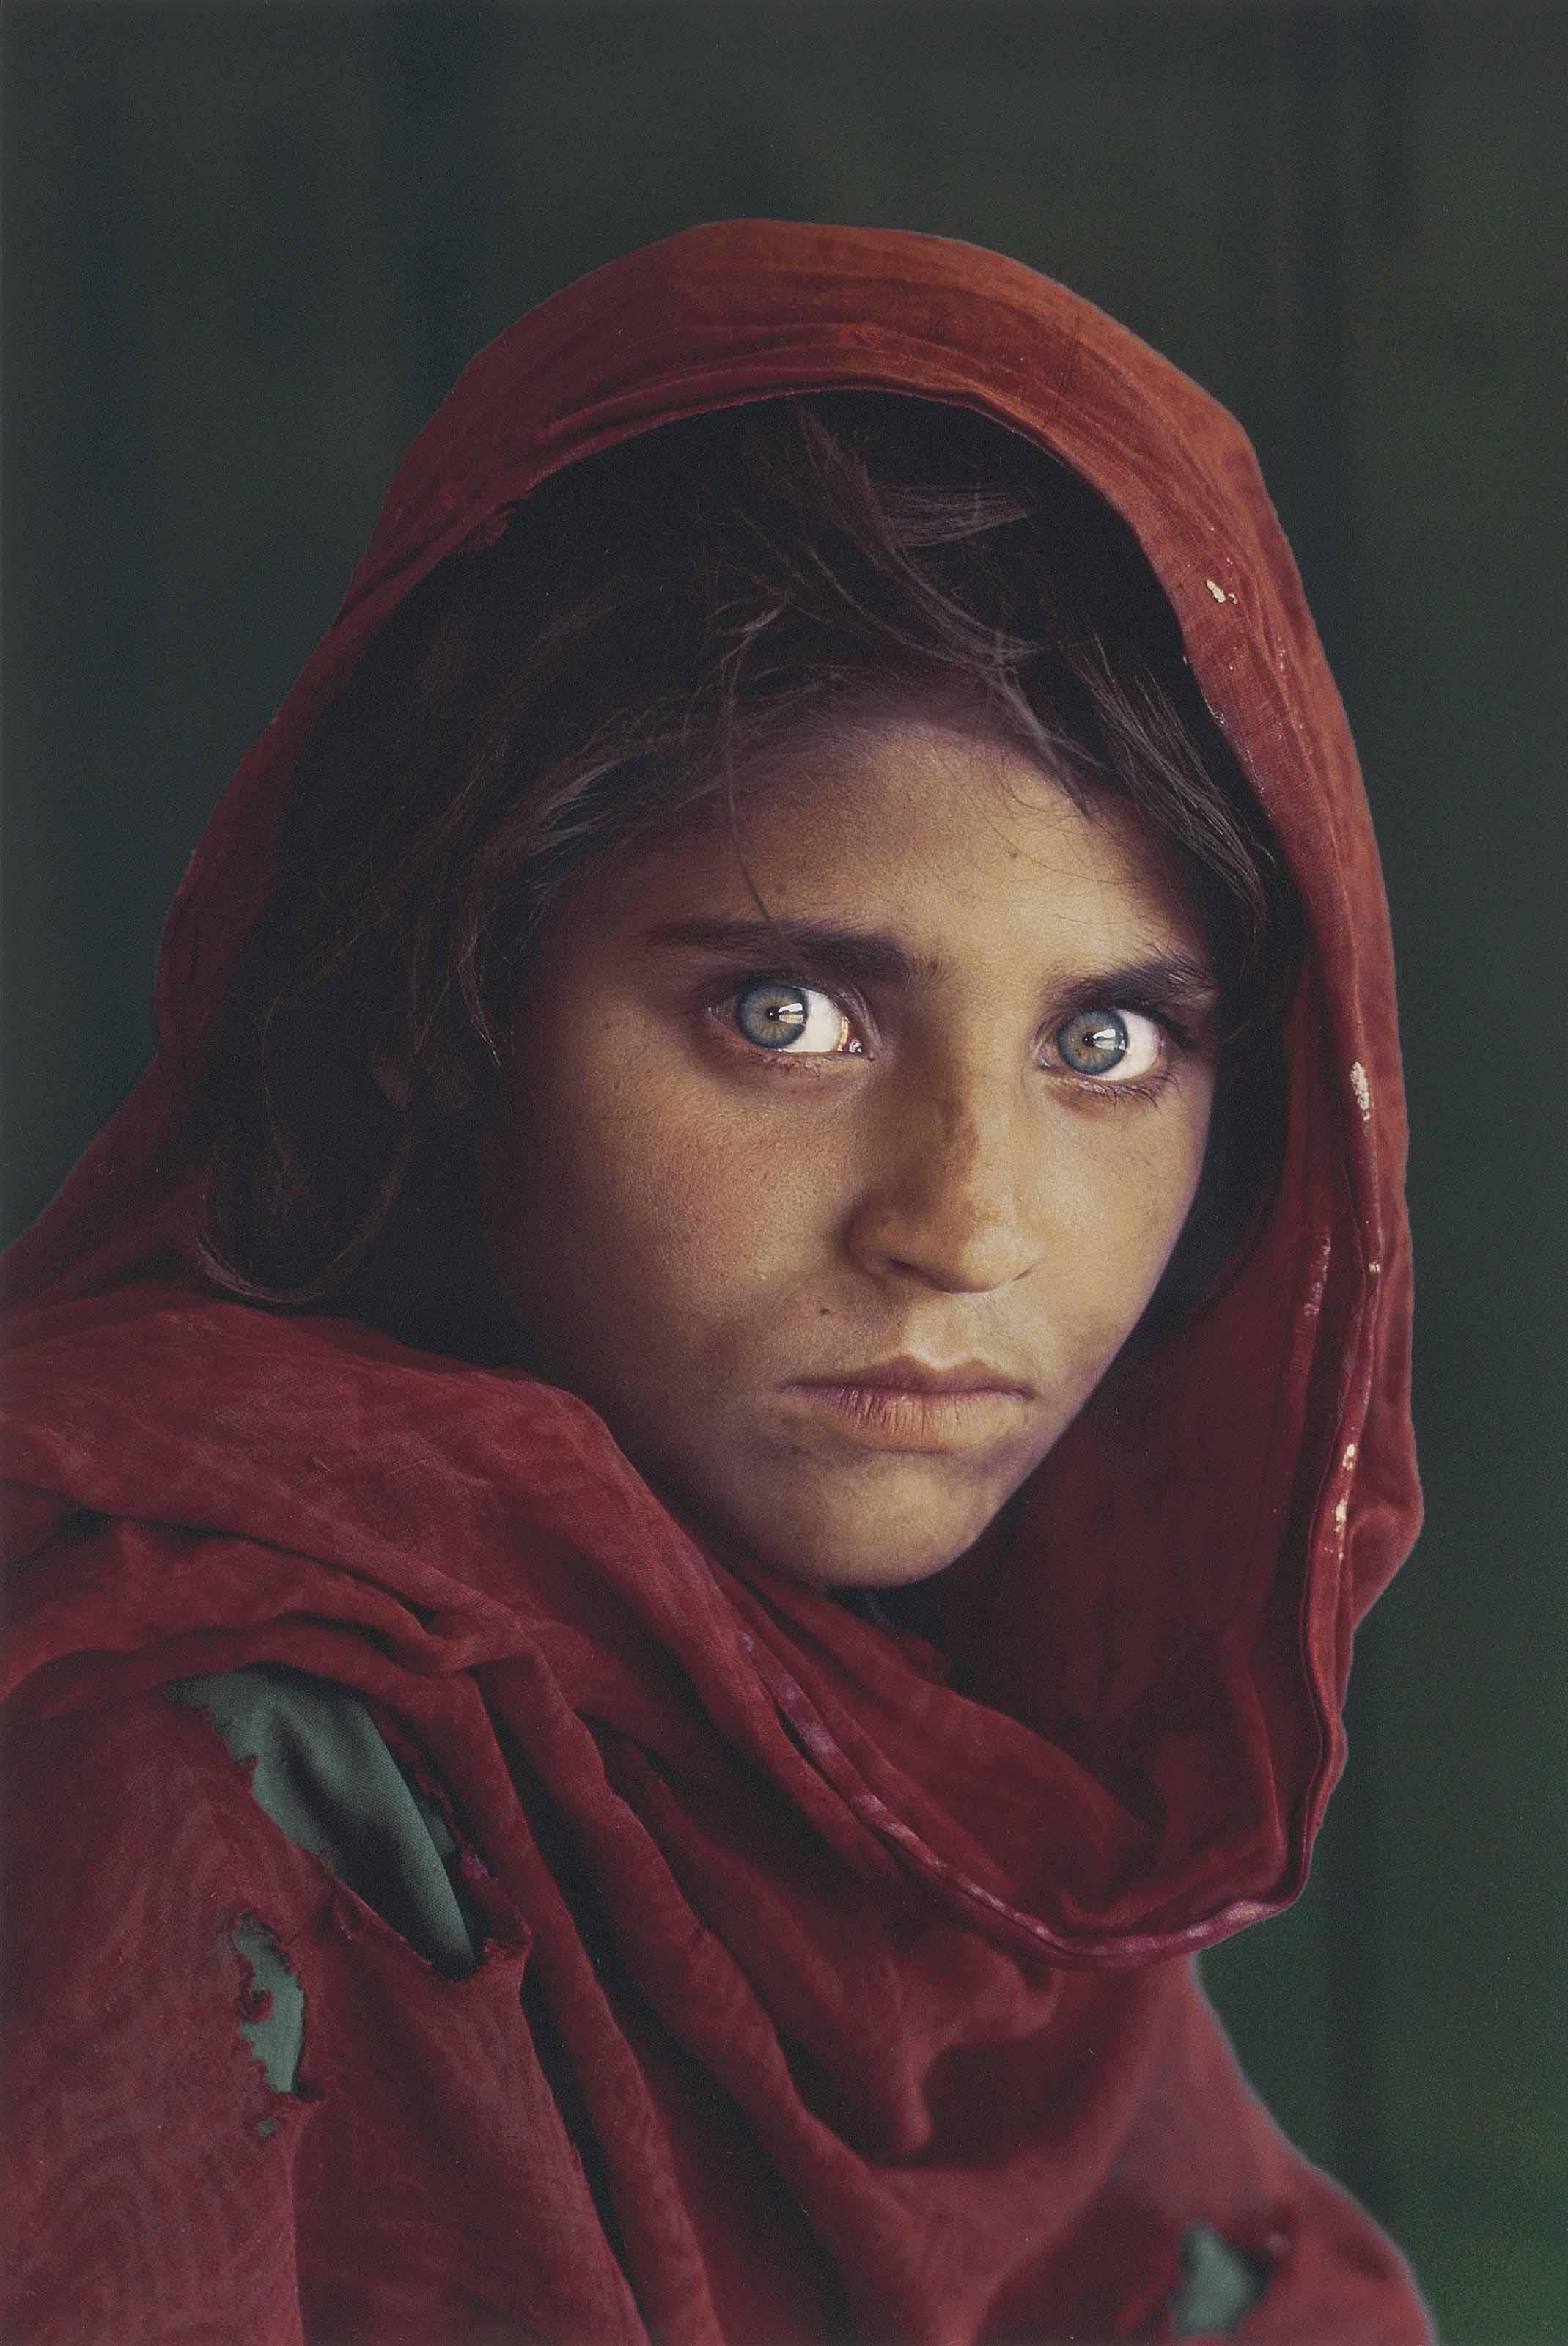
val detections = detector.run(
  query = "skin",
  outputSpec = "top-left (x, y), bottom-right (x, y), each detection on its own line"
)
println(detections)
top-left (480, 699), bottom-right (1218, 1591)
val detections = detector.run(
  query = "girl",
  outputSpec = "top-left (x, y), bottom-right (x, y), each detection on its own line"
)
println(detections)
top-left (3, 221), bottom-right (1428, 2342)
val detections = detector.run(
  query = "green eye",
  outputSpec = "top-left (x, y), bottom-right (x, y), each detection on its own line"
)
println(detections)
top-left (735, 982), bottom-right (812, 1049)
top-left (1056, 1008), bottom-right (1130, 1075)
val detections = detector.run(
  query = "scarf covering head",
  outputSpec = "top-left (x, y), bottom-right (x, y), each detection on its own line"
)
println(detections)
top-left (3, 223), bottom-right (1427, 2342)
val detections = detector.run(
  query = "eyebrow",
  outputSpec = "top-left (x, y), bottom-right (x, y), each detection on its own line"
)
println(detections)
top-left (644, 916), bottom-right (939, 988)
top-left (641, 916), bottom-right (1221, 1012)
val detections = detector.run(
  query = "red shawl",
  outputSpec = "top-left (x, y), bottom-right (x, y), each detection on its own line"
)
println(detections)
top-left (3, 222), bottom-right (1427, 2342)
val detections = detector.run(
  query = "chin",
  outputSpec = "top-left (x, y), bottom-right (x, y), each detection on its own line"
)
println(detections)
top-left (727, 1490), bottom-right (999, 1594)
top-left (649, 1431), bottom-right (1024, 1595)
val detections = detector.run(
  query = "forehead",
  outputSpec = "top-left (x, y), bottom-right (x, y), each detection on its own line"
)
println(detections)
top-left (608, 702), bottom-right (1209, 961)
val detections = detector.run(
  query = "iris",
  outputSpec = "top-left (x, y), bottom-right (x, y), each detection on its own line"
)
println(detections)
top-left (735, 982), bottom-right (811, 1048)
top-left (1058, 1008), bottom-right (1130, 1075)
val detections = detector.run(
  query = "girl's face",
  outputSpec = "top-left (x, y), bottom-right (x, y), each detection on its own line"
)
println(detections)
top-left (482, 701), bottom-right (1218, 1589)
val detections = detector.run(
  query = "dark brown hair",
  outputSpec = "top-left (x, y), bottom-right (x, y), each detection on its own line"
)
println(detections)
top-left (191, 394), bottom-right (1302, 1350)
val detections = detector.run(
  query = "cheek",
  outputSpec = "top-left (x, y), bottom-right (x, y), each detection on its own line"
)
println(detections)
top-left (1063, 1086), bottom-right (1215, 1327)
top-left (483, 1048), bottom-right (821, 1365)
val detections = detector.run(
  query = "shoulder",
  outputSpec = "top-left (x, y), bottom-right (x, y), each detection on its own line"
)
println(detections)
top-left (8, 1666), bottom-right (482, 1983)
top-left (168, 1664), bottom-right (482, 1976)
top-left (3, 1685), bottom-right (329, 2340)
top-left (4, 1680), bottom-right (337, 2027)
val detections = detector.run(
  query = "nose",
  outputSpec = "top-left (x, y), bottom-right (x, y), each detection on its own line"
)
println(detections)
top-left (845, 1064), bottom-right (1046, 1295)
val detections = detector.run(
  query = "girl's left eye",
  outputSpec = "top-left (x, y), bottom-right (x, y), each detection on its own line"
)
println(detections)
top-left (730, 979), bottom-right (860, 1055)
top-left (1052, 1007), bottom-right (1165, 1084)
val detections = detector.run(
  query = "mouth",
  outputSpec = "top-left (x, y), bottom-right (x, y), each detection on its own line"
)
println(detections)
top-left (781, 1356), bottom-right (1036, 1452)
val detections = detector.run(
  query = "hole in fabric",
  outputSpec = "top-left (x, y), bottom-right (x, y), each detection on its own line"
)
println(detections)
top-left (172, 1669), bottom-right (483, 1977)
top-left (231, 1915), bottom-right (306, 2104)
top-left (1170, 2222), bottom-right (1270, 2336)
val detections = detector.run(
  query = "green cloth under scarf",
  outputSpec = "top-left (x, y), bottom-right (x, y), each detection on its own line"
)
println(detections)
top-left (169, 1662), bottom-right (480, 2081)
top-left (166, 1666), bottom-right (1263, 2334)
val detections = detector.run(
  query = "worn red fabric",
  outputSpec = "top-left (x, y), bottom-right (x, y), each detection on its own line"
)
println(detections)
top-left (3, 222), bottom-right (1427, 2341)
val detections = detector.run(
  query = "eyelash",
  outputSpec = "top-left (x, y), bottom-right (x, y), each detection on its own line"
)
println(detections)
top-left (706, 971), bottom-right (1199, 1104)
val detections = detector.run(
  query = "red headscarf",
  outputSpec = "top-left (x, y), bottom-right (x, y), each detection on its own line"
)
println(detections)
top-left (4, 223), bottom-right (1427, 2342)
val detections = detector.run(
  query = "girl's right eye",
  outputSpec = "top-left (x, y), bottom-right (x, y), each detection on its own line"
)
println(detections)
top-left (729, 979), bottom-right (862, 1056)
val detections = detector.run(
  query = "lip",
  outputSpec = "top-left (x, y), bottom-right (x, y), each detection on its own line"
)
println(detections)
top-left (781, 1357), bottom-right (1036, 1452)
top-left (793, 1355), bottom-right (1036, 1396)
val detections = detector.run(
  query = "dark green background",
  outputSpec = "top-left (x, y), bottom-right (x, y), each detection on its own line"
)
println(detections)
top-left (4, 4), bottom-right (1564, 2336)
